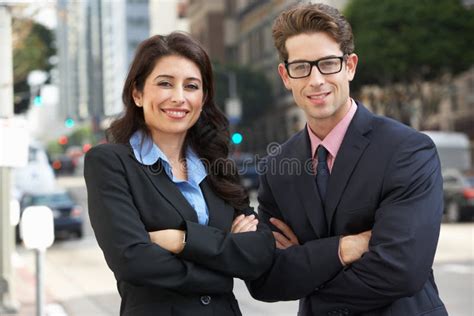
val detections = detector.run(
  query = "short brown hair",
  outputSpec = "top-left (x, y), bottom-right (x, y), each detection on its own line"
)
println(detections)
top-left (272, 3), bottom-right (354, 61)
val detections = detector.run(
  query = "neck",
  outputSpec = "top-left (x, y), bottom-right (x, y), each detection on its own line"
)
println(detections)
top-left (151, 132), bottom-right (186, 163)
top-left (307, 98), bottom-right (352, 140)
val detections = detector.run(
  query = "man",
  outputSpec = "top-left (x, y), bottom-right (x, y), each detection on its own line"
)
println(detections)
top-left (247, 3), bottom-right (447, 316)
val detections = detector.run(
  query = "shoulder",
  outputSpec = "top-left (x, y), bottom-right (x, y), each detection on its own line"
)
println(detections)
top-left (370, 114), bottom-right (434, 149)
top-left (267, 129), bottom-right (307, 161)
top-left (85, 143), bottom-right (131, 163)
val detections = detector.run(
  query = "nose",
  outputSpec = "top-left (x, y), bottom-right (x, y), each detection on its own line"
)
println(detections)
top-left (308, 65), bottom-right (325, 87)
top-left (170, 87), bottom-right (185, 104)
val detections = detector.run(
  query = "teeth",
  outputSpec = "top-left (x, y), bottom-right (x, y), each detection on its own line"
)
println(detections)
top-left (309, 93), bottom-right (329, 99)
top-left (165, 110), bottom-right (186, 117)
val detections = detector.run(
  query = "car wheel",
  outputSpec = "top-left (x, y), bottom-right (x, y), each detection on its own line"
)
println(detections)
top-left (75, 228), bottom-right (84, 239)
top-left (445, 201), bottom-right (461, 223)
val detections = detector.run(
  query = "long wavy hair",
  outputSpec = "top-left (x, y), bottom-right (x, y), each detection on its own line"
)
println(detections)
top-left (107, 32), bottom-right (249, 210)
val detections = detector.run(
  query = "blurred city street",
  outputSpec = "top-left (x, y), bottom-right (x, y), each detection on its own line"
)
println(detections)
top-left (1, 1), bottom-right (474, 315)
top-left (10, 175), bottom-right (474, 316)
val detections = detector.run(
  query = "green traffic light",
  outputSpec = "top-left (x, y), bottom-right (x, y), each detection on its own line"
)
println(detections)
top-left (34, 95), bottom-right (43, 106)
top-left (231, 132), bottom-right (243, 144)
top-left (65, 118), bottom-right (75, 128)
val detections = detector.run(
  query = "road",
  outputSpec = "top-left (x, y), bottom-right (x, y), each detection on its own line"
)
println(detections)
top-left (13, 175), bottom-right (474, 316)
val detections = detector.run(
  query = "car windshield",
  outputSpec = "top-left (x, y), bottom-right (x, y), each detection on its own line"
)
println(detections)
top-left (466, 177), bottom-right (474, 187)
top-left (31, 193), bottom-right (73, 205)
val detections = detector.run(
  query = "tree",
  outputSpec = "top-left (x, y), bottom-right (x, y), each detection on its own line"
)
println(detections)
top-left (345, 0), bottom-right (474, 124)
top-left (214, 63), bottom-right (274, 128)
top-left (12, 18), bottom-right (55, 114)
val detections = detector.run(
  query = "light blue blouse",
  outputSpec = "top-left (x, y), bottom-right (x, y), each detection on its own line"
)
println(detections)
top-left (129, 131), bottom-right (209, 225)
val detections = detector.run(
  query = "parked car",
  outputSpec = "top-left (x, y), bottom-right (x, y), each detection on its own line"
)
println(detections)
top-left (442, 169), bottom-right (474, 222)
top-left (50, 154), bottom-right (77, 175)
top-left (231, 153), bottom-right (260, 191)
top-left (17, 189), bottom-right (83, 242)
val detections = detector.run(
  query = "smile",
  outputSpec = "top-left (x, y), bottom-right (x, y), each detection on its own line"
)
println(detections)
top-left (307, 92), bottom-right (331, 100)
top-left (162, 109), bottom-right (189, 119)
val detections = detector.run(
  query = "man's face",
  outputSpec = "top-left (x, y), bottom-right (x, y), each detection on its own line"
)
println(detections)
top-left (278, 32), bottom-right (358, 131)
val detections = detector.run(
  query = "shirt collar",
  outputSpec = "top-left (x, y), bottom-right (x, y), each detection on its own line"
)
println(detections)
top-left (129, 130), bottom-right (207, 185)
top-left (307, 99), bottom-right (357, 159)
top-left (185, 147), bottom-right (207, 185)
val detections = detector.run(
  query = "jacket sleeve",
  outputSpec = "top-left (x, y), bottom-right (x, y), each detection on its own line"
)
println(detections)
top-left (178, 207), bottom-right (275, 281)
top-left (84, 145), bottom-right (232, 294)
top-left (246, 166), bottom-right (343, 301)
top-left (311, 133), bottom-right (444, 314)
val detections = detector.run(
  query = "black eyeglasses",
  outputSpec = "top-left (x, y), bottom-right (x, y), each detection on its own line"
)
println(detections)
top-left (284, 55), bottom-right (346, 79)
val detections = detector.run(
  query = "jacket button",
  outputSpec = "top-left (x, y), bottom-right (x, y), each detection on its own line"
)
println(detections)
top-left (200, 295), bottom-right (211, 305)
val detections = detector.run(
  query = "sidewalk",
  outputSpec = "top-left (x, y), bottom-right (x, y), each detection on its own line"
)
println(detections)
top-left (8, 238), bottom-right (120, 316)
top-left (8, 252), bottom-right (67, 316)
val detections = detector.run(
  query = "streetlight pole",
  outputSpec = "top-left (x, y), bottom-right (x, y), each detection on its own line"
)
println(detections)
top-left (0, 5), bottom-right (17, 314)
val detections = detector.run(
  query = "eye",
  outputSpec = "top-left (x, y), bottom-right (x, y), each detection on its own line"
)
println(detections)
top-left (157, 81), bottom-right (172, 87)
top-left (293, 63), bottom-right (307, 71)
top-left (320, 60), bottom-right (339, 68)
top-left (185, 83), bottom-right (200, 90)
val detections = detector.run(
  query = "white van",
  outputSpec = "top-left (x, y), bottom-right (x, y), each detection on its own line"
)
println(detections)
top-left (13, 141), bottom-right (56, 196)
top-left (422, 131), bottom-right (472, 171)
top-left (422, 131), bottom-right (473, 222)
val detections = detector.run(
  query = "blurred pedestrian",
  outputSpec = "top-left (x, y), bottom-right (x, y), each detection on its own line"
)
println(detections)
top-left (247, 3), bottom-right (447, 316)
top-left (84, 32), bottom-right (274, 316)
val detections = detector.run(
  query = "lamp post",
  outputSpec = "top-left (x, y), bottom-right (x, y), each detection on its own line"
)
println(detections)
top-left (224, 71), bottom-right (242, 126)
top-left (0, 6), bottom-right (17, 313)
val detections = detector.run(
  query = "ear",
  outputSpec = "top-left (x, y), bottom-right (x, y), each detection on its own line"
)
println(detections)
top-left (345, 53), bottom-right (358, 82)
top-left (278, 63), bottom-right (292, 90)
top-left (132, 86), bottom-right (143, 107)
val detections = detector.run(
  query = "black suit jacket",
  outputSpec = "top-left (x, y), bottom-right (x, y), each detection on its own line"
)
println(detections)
top-left (248, 102), bottom-right (447, 316)
top-left (84, 143), bottom-right (274, 316)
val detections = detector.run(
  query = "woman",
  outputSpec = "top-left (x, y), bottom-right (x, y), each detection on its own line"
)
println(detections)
top-left (84, 32), bottom-right (274, 316)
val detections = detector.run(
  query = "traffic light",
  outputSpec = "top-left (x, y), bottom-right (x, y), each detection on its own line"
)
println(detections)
top-left (82, 143), bottom-right (92, 153)
top-left (33, 93), bottom-right (43, 106)
top-left (64, 118), bottom-right (75, 128)
top-left (231, 132), bottom-right (243, 145)
top-left (58, 135), bottom-right (68, 145)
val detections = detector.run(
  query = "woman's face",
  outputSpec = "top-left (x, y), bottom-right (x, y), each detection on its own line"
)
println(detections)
top-left (133, 55), bottom-right (204, 144)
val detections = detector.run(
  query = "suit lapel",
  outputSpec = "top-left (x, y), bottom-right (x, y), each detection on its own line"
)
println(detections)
top-left (291, 130), bottom-right (328, 238)
top-left (200, 180), bottom-right (233, 232)
top-left (324, 103), bottom-right (373, 231)
top-left (134, 155), bottom-right (199, 223)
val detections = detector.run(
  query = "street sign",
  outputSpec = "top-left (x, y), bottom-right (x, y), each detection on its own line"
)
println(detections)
top-left (0, 118), bottom-right (29, 167)
top-left (20, 206), bottom-right (54, 250)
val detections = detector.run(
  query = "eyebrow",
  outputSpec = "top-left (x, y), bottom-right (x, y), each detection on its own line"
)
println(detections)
top-left (288, 55), bottom-right (341, 63)
top-left (154, 74), bottom-right (202, 83)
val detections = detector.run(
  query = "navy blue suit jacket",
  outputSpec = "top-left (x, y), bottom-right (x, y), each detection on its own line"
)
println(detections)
top-left (84, 144), bottom-right (274, 316)
top-left (248, 102), bottom-right (447, 316)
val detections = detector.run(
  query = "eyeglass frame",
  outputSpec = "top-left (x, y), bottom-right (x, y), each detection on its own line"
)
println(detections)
top-left (284, 55), bottom-right (348, 79)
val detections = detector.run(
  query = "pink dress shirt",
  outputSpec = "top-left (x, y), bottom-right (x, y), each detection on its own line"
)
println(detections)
top-left (307, 99), bottom-right (357, 174)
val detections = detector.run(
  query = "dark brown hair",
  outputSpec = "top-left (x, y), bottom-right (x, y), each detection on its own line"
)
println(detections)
top-left (108, 32), bottom-right (249, 210)
top-left (272, 3), bottom-right (354, 61)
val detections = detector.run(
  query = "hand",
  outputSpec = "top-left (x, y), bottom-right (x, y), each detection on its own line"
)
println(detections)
top-left (270, 217), bottom-right (300, 249)
top-left (231, 214), bottom-right (259, 233)
top-left (149, 229), bottom-right (185, 254)
top-left (339, 230), bottom-right (372, 265)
